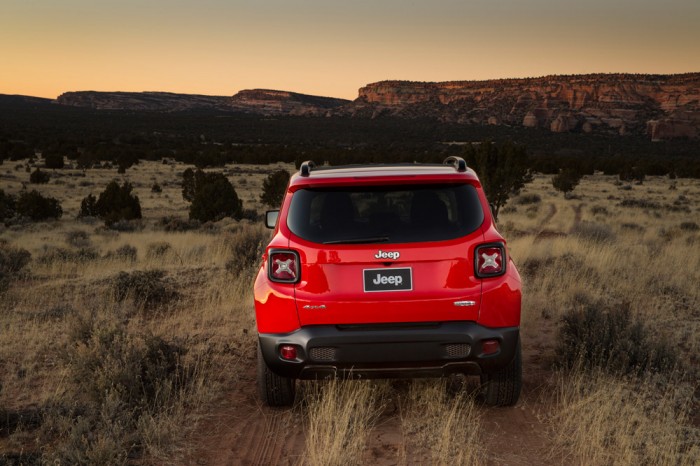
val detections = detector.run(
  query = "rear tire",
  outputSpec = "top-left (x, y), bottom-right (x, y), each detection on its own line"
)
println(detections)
top-left (257, 342), bottom-right (296, 407)
top-left (480, 338), bottom-right (522, 406)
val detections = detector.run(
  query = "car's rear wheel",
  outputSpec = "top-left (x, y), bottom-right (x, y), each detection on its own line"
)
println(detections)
top-left (480, 338), bottom-right (522, 406)
top-left (257, 342), bottom-right (296, 407)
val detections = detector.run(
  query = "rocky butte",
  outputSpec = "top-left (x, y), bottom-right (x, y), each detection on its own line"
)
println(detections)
top-left (344, 73), bottom-right (700, 140)
top-left (230, 89), bottom-right (349, 115)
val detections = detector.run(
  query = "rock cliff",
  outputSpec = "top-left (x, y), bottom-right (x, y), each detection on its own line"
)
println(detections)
top-left (56, 91), bottom-right (232, 111)
top-left (56, 89), bottom-right (349, 115)
top-left (230, 89), bottom-right (349, 115)
top-left (344, 73), bottom-right (700, 139)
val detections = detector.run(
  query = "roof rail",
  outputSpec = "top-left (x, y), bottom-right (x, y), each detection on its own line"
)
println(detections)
top-left (299, 160), bottom-right (316, 177)
top-left (443, 156), bottom-right (467, 172)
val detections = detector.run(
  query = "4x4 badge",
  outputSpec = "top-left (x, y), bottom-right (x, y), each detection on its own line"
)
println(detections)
top-left (375, 250), bottom-right (400, 260)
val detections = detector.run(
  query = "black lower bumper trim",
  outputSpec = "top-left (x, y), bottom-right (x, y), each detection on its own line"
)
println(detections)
top-left (258, 322), bottom-right (519, 379)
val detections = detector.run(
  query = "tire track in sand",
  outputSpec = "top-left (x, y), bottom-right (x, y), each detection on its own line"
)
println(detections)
top-left (185, 352), bottom-right (304, 466)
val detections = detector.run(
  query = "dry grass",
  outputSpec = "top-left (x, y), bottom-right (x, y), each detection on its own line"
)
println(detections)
top-left (551, 369), bottom-right (699, 465)
top-left (502, 174), bottom-right (700, 465)
top-left (0, 163), bottom-right (272, 462)
top-left (400, 380), bottom-right (484, 466)
top-left (506, 175), bottom-right (700, 359)
top-left (302, 379), bottom-right (385, 466)
top-left (1, 162), bottom-right (698, 464)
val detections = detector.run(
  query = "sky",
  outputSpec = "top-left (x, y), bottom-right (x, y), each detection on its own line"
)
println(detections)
top-left (1, 0), bottom-right (699, 100)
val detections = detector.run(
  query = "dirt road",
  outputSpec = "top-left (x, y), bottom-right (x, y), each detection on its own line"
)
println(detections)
top-left (187, 201), bottom-right (571, 465)
top-left (188, 322), bottom-right (559, 466)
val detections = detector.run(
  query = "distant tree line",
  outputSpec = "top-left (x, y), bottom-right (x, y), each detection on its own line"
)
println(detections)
top-left (1, 95), bottom-right (699, 178)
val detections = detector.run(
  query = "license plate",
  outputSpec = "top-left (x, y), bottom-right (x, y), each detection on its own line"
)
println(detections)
top-left (363, 268), bottom-right (412, 292)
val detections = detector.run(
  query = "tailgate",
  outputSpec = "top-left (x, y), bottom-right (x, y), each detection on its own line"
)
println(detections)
top-left (293, 237), bottom-right (482, 326)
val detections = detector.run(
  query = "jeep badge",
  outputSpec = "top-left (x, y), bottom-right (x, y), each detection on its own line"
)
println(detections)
top-left (375, 250), bottom-right (400, 260)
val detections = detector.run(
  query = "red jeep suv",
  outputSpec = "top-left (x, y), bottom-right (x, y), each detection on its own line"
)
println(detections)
top-left (254, 157), bottom-right (522, 406)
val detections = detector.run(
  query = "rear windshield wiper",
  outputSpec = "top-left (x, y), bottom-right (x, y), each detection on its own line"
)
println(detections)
top-left (323, 236), bottom-right (390, 245)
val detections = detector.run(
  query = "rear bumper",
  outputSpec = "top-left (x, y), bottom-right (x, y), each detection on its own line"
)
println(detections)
top-left (258, 322), bottom-right (519, 379)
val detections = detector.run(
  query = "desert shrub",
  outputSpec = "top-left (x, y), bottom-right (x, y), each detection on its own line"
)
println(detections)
top-left (1, 450), bottom-right (42, 465)
top-left (620, 199), bottom-right (660, 209)
top-left (145, 242), bottom-right (174, 260)
top-left (673, 194), bottom-right (689, 206)
top-left (513, 193), bottom-right (541, 205)
top-left (558, 301), bottom-right (677, 376)
top-left (590, 205), bottom-right (609, 216)
top-left (570, 221), bottom-right (616, 243)
top-left (29, 168), bottom-right (50, 184)
top-left (65, 230), bottom-right (91, 249)
top-left (0, 242), bottom-right (31, 292)
top-left (621, 222), bottom-right (645, 232)
top-left (223, 227), bottom-right (267, 274)
top-left (0, 189), bottom-right (17, 221)
top-left (521, 252), bottom-right (587, 278)
top-left (55, 318), bottom-right (189, 464)
top-left (78, 194), bottom-right (98, 218)
top-left (158, 216), bottom-right (200, 232)
top-left (116, 152), bottom-right (139, 173)
top-left (552, 168), bottom-right (583, 196)
top-left (552, 370), bottom-right (697, 466)
top-left (112, 270), bottom-right (178, 308)
top-left (103, 244), bottom-right (138, 263)
top-left (81, 181), bottom-right (142, 226)
top-left (106, 219), bottom-right (143, 232)
top-left (525, 204), bottom-right (539, 216)
top-left (667, 204), bottom-right (691, 213)
top-left (37, 303), bottom-right (75, 321)
top-left (182, 169), bottom-right (243, 222)
top-left (35, 246), bottom-right (99, 264)
top-left (70, 324), bottom-right (186, 411)
top-left (96, 181), bottom-right (142, 225)
top-left (260, 169), bottom-right (290, 208)
top-left (16, 190), bottom-right (63, 220)
top-left (240, 208), bottom-right (260, 221)
top-left (199, 221), bottom-right (221, 234)
top-left (0, 405), bottom-right (44, 438)
top-left (680, 221), bottom-right (699, 231)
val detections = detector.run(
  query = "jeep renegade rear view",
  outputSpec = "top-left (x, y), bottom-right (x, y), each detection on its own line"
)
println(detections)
top-left (254, 157), bottom-right (522, 406)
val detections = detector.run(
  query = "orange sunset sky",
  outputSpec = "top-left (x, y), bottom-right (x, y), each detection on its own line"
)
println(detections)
top-left (1, 0), bottom-right (699, 100)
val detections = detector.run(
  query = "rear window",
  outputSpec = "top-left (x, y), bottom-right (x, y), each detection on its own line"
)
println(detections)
top-left (287, 184), bottom-right (484, 244)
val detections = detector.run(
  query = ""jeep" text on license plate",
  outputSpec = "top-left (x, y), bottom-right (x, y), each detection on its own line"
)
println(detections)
top-left (363, 268), bottom-right (412, 292)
